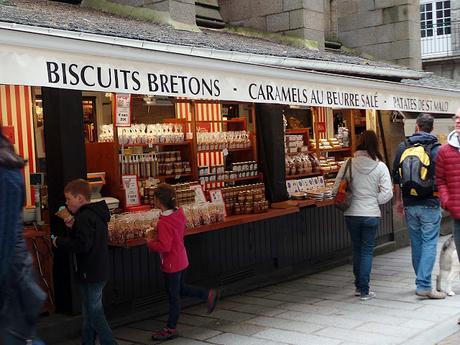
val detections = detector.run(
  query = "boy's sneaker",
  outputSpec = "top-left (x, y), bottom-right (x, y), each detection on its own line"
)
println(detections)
top-left (151, 328), bottom-right (178, 341)
top-left (360, 291), bottom-right (376, 301)
top-left (207, 289), bottom-right (219, 313)
top-left (416, 290), bottom-right (446, 299)
top-left (354, 289), bottom-right (360, 297)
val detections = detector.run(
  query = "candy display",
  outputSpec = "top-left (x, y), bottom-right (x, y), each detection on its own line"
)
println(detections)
top-left (198, 161), bottom-right (258, 183)
top-left (119, 151), bottom-right (191, 178)
top-left (197, 131), bottom-right (251, 151)
top-left (318, 156), bottom-right (346, 173)
top-left (108, 202), bottom-right (226, 244)
top-left (99, 123), bottom-right (184, 144)
top-left (217, 183), bottom-right (268, 216)
top-left (285, 134), bottom-right (308, 154)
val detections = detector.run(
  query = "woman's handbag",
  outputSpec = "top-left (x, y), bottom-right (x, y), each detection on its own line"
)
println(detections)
top-left (335, 158), bottom-right (353, 212)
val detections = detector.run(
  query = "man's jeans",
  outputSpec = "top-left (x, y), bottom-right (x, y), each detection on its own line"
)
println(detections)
top-left (79, 282), bottom-right (116, 345)
top-left (405, 206), bottom-right (441, 292)
top-left (345, 216), bottom-right (379, 295)
top-left (164, 270), bottom-right (209, 329)
top-left (454, 219), bottom-right (460, 262)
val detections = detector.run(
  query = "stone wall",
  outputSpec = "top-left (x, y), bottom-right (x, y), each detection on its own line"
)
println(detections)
top-left (452, 0), bottom-right (460, 54)
top-left (423, 58), bottom-right (460, 81)
top-left (218, 0), bottom-right (326, 48)
top-left (82, 0), bottom-right (198, 30)
top-left (337, 0), bottom-right (422, 69)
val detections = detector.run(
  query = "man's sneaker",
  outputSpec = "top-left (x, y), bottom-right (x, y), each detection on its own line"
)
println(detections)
top-left (207, 289), bottom-right (219, 314)
top-left (151, 328), bottom-right (178, 341)
top-left (360, 291), bottom-right (376, 301)
top-left (354, 288), bottom-right (361, 297)
top-left (416, 290), bottom-right (446, 299)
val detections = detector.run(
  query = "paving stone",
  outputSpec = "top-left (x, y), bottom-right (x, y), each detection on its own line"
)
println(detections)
top-left (171, 313), bottom-right (218, 327)
top-left (276, 311), bottom-right (364, 329)
top-left (243, 289), bottom-right (273, 298)
top-left (217, 300), bottom-right (245, 310)
top-left (175, 324), bottom-right (222, 340)
top-left (193, 309), bottom-right (255, 322)
top-left (399, 318), bottom-right (436, 330)
top-left (438, 330), bottom-right (460, 345)
top-left (361, 298), bottom-right (421, 310)
top-left (113, 327), bottom-right (155, 345)
top-left (278, 302), bottom-right (339, 315)
top-left (247, 316), bottom-right (324, 334)
top-left (253, 328), bottom-right (341, 345)
top-left (228, 295), bottom-right (285, 307)
top-left (226, 303), bottom-right (287, 317)
top-left (314, 327), bottom-right (400, 344)
top-left (210, 321), bottom-right (268, 336)
top-left (301, 277), bottom-right (350, 288)
top-left (355, 322), bottom-right (419, 338)
top-left (129, 319), bottom-right (165, 331)
top-left (162, 338), bottom-right (209, 345)
top-left (264, 292), bottom-right (323, 304)
top-left (207, 332), bottom-right (288, 345)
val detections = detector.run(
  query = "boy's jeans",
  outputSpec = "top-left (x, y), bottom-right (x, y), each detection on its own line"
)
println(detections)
top-left (345, 216), bottom-right (379, 295)
top-left (404, 206), bottom-right (441, 292)
top-left (164, 270), bottom-right (208, 329)
top-left (79, 282), bottom-right (116, 345)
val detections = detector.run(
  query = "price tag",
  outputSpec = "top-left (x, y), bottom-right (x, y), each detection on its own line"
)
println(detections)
top-left (209, 189), bottom-right (224, 204)
top-left (175, 175), bottom-right (181, 180)
top-left (115, 94), bottom-right (132, 127)
top-left (222, 148), bottom-right (229, 156)
top-left (122, 175), bottom-right (140, 207)
top-left (191, 185), bottom-right (207, 203)
top-left (148, 143), bottom-right (153, 148)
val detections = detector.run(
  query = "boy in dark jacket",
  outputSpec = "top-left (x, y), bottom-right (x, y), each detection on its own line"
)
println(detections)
top-left (52, 179), bottom-right (116, 345)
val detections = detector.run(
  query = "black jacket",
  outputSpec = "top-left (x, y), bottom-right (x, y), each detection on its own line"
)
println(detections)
top-left (56, 201), bottom-right (110, 283)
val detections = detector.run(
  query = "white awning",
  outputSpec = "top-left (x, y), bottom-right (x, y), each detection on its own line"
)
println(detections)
top-left (1, 25), bottom-right (459, 114)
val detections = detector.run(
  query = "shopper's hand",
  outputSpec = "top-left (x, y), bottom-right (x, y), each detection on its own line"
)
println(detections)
top-left (394, 201), bottom-right (404, 215)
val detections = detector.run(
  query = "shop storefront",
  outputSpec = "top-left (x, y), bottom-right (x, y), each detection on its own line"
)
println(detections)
top-left (1, 24), bottom-right (460, 327)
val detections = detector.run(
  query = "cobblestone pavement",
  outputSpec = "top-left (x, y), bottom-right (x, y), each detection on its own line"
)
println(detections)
top-left (61, 237), bottom-right (460, 345)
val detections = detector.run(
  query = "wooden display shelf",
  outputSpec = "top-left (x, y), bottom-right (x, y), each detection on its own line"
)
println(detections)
top-left (319, 147), bottom-right (352, 153)
top-left (109, 207), bottom-right (300, 247)
top-left (286, 172), bottom-right (322, 180)
top-left (321, 168), bottom-right (340, 175)
top-left (204, 173), bottom-right (263, 185)
top-left (139, 173), bottom-right (193, 181)
top-left (315, 199), bottom-right (335, 207)
top-left (119, 141), bottom-right (191, 148)
top-left (197, 146), bottom-right (252, 153)
top-left (293, 199), bottom-right (317, 208)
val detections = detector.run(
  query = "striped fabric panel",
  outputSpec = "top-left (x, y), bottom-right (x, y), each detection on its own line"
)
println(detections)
top-left (0, 85), bottom-right (36, 206)
top-left (176, 99), bottom-right (223, 189)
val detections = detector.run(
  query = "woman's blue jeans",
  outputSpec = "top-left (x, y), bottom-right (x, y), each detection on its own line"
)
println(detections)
top-left (345, 216), bottom-right (379, 295)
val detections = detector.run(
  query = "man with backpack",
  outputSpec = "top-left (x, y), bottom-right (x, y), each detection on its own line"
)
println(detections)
top-left (392, 113), bottom-right (446, 299)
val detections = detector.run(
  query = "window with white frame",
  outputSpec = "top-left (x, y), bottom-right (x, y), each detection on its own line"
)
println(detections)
top-left (420, 0), bottom-right (452, 57)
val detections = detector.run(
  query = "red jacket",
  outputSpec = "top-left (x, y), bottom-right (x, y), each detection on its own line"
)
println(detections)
top-left (147, 208), bottom-right (189, 273)
top-left (435, 131), bottom-right (460, 219)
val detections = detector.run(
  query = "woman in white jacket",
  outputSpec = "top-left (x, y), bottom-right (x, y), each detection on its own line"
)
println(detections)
top-left (333, 130), bottom-right (393, 301)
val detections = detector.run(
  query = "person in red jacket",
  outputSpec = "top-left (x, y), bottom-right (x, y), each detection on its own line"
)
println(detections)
top-left (436, 109), bottom-right (460, 324)
top-left (147, 183), bottom-right (218, 341)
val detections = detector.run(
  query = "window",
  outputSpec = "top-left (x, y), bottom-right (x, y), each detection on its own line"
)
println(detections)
top-left (420, 1), bottom-right (451, 37)
top-left (420, 1), bottom-right (452, 57)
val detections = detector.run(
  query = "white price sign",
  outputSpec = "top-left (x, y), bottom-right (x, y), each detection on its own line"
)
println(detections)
top-left (115, 93), bottom-right (131, 127)
top-left (122, 175), bottom-right (140, 207)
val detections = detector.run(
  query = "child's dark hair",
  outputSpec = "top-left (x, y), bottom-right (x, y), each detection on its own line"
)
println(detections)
top-left (154, 183), bottom-right (177, 210)
top-left (64, 178), bottom-right (91, 201)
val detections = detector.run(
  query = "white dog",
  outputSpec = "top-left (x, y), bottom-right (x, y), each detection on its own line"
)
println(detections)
top-left (436, 236), bottom-right (460, 296)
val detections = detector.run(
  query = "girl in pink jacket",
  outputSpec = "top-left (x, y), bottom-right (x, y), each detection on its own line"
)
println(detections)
top-left (147, 183), bottom-right (218, 341)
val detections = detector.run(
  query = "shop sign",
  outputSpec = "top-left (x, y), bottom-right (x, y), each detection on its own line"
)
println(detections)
top-left (1, 44), bottom-right (460, 114)
top-left (115, 94), bottom-right (131, 127)
top-left (122, 175), bottom-right (140, 207)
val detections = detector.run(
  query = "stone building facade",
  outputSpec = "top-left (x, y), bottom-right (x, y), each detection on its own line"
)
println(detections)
top-left (422, 0), bottom-right (460, 81)
top-left (83, 0), bottom-right (422, 69)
